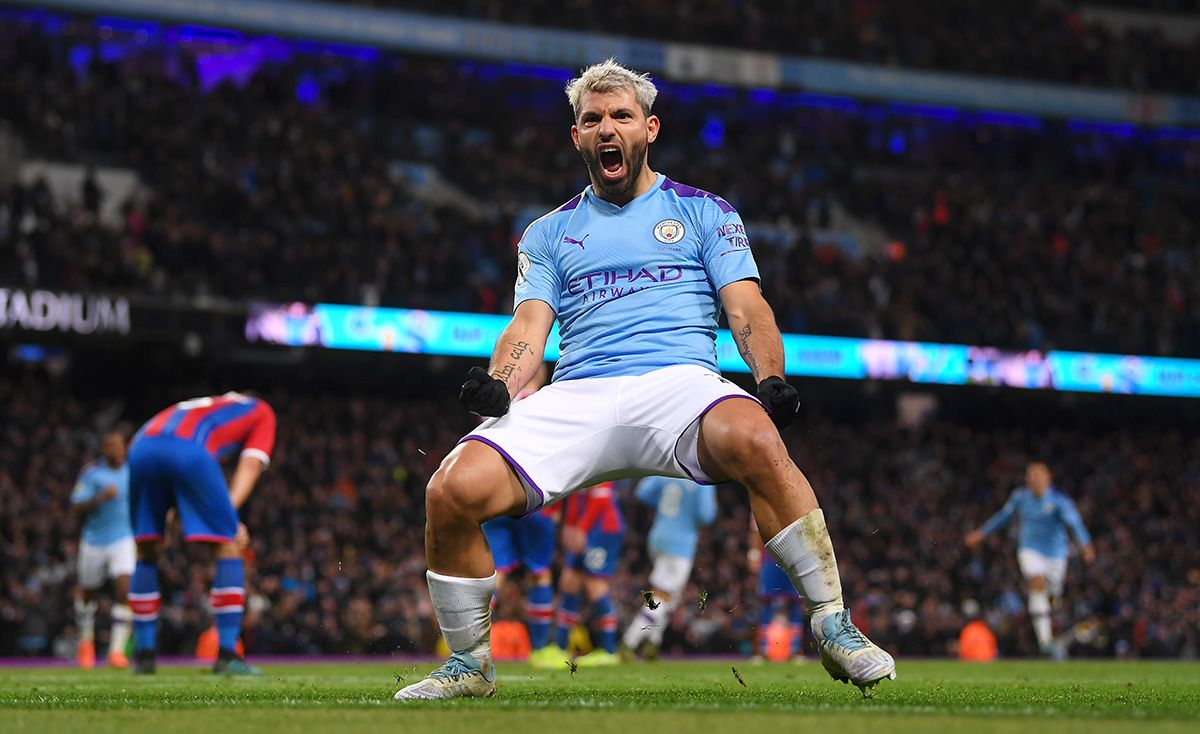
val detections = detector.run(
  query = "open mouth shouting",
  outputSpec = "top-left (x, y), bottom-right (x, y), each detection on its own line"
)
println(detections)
top-left (597, 142), bottom-right (625, 181)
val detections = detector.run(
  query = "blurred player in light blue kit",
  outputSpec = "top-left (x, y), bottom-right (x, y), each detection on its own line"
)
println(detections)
top-left (966, 461), bottom-right (1095, 655)
top-left (70, 430), bottom-right (134, 670)
top-left (620, 476), bottom-right (716, 660)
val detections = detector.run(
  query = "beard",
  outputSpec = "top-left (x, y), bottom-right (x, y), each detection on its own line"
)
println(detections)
top-left (580, 136), bottom-right (648, 201)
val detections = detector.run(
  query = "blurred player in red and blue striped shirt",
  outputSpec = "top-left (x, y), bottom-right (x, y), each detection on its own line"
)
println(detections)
top-left (127, 392), bottom-right (276, 676)
top-left (533, 482), bottom-right (625, 668)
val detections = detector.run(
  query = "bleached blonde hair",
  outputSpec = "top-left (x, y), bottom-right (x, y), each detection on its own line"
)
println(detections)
top-left (565, 58), bottom-right (658, 119)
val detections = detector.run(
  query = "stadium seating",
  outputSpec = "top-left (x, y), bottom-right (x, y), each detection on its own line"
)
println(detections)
top-left (2, 19), bottom-right (1197, 356)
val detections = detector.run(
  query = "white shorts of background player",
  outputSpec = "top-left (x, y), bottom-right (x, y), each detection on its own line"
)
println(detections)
top-left (647, 551), bottom-right (694, 596)
top-left (1017, 547), bottom-right (1068, 598)
top-left (77, 537), bottom-right (136, 590)
top-left (464, 364), bottom-right (756, 512)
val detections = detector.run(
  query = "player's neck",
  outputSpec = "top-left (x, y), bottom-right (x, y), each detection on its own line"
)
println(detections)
top-left (591, 167), bottom-right (658, 207)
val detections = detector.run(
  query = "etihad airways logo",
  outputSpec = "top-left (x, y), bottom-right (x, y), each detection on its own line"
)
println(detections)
top-left (567, 266), bottom-right (683, 296)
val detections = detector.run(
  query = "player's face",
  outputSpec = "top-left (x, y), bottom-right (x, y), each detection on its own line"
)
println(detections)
top-left (101, 432), bottom-right (126, 465)
top-left (1026, 463), bottom-right (1051, 495)
top-left (571, 87), bottom-right (659, 201)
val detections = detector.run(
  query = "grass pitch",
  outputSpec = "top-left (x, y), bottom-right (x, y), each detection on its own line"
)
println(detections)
top-left (1, 659), bottom-right (1197, 733)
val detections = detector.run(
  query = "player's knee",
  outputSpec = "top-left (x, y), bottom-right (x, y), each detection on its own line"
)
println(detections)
top-left (426, 465), bottom-right (489, 524)
top-left (717, 422), bottom-right (785, 475)
top-left (1029, 575), bottom-right (1047, 592)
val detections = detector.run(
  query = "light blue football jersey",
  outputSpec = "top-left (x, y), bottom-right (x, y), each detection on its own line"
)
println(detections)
top-left (980, 486), bottom-right (1092, 559)
top-left (515, 174), bottom-right (760, 382)
top-left (637, 476), bottom-right (717, 560)
top-left (70, 461), bottom-right (132, 546)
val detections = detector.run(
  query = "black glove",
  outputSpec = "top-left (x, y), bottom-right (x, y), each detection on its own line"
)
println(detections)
top-left (756, 375), bottom-right (799, 429)
top-left (459, 366), bottom-right (511, 417)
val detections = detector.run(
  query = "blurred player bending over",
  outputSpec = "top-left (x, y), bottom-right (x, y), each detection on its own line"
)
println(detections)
top-left (71, 431), bottom-right (134, 669)
top-left (395, 59), bottom-right (894, 700)
top-left (543, 482), bottom-right (625, 668)
top-left (620, 477), bottom-right (716, 661)
top-left (966, 461), bottom-right (1094, 656)
top-left (127, 392), bottom-right (276, 675)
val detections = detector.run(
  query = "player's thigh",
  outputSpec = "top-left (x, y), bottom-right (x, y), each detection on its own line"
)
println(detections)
top-left (1045, 558), bottom-right (1067, 596)
top-left (76, 542), bottom-right (107, 591)
top-left (1017, 548), bottom-right (1049, 580)
top-left (430, 439), bottom-right (527, 520)
top-left (516, 514), bottom-right (556, 574)
top-left (128, 451), bottom-right (172, 541)
top-left (175, 453), bottom-right (238, 542)
top-left (108, 537), bottom-right (136, 580)
top-left (649, 553), bottom-right (693, 595)
top-left (581, 531), bottom-right (623, 578)
top-left (695, 396), bottom-right (788, 483)
top-left (482, 518), bottom-right (519, 572)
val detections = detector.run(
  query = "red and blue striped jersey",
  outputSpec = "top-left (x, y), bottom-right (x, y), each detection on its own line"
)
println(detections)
top-left (135, 392), bottom-right (276, 466)
top-left (561, 482), bottom-right (624, 534)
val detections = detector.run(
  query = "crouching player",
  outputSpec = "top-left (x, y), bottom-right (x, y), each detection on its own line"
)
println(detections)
top-left (620, 476), bottom-right (715, 660)
top-left (127, 392), bottom-right (275, 675)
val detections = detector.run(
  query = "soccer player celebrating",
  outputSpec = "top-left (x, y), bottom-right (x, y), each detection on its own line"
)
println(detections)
top-left (70, 431), bottom-right (134, 669)
top-left (126, 392), bottom-right (276, 675)
top-left (620, 477), bottom-right (716, 660)
top-left (394, 59), bottom-right (895, 700)
top-left (966, 461), bottom-right (1095, 656)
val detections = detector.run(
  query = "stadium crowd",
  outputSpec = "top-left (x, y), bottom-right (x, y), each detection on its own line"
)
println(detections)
top-left (352, 0), bottom-right (1200, 94)
top-left (2, 19), bottom-right (1198, 358)
top-left (2, 368), bottom-right (1196, 660)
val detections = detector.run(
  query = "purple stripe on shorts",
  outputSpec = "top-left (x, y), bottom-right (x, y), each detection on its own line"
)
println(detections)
top-left (459, 435), bottom-right (546, 511)
top-left (675, 394), bottom-right (762, 485)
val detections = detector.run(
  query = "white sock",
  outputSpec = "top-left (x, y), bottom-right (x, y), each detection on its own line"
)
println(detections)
top-left (1028, 590), bottom-right (1053, 647)
top-left (764, 509), bottom-right (844, 632)
top-left (75, 599), bottom-right (97, 642)
top-left (426, 570), bottom-right (496, 665)
top-left (622, 597), bottom-right (670, 649)
top-left (110, 603), bottom-right (132, 654)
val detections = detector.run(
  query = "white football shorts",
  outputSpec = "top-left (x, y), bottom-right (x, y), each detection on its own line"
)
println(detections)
top-left (463, 364), bottom-right (757, 512)
top-left (1017, 547), bottom-right (1068, 597)
top-left (648, 551), bottom-right (695, 595)
top-left (77, 537), bottom-right (136, 590)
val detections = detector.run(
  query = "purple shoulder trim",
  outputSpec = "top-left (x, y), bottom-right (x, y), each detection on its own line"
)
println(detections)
top-left (660, 178), bottom-right (736, 213)
top-left (556, 193), bottom-right (583, 213)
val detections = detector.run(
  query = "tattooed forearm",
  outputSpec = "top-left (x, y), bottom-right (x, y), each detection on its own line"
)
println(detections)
top-left (493, 363), bottom-right (521, 385)
top-left (736, 324), bottom-right (762, 380)
top-left (508, 340), bottom-right (532, 360)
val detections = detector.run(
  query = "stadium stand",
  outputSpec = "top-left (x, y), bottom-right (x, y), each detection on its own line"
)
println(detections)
top-left (347, 0), bottom-right (1200, 93)
top-left (2, 19), bottom-right (1197, 356)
